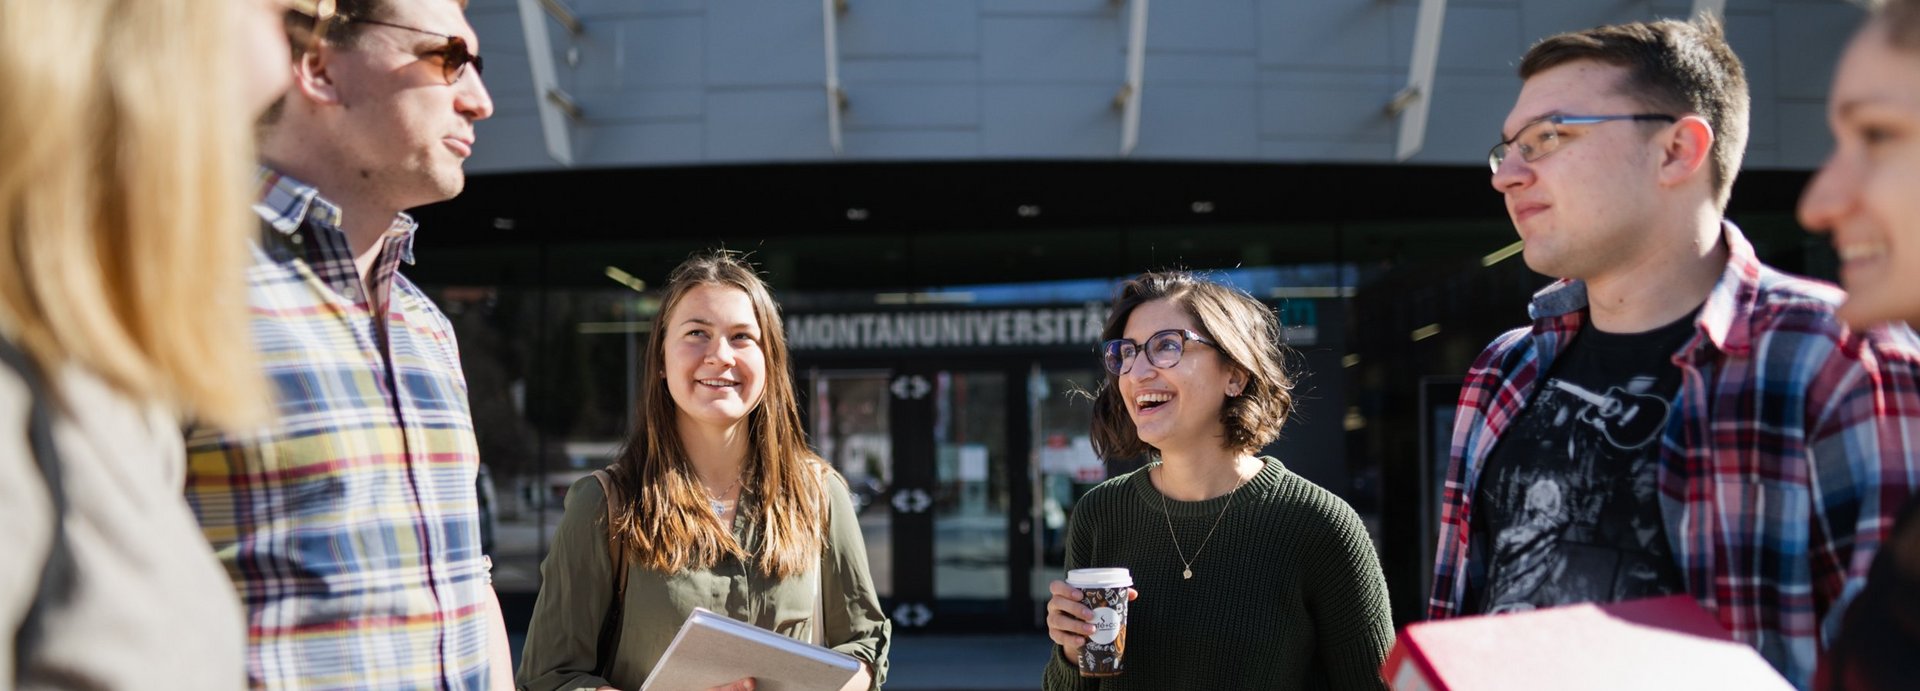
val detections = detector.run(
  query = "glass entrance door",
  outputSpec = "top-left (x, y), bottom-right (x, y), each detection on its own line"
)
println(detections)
top-left (1027, 365), bottom-right (1108, 625)
top-left (806, 361), bottom-right (1097, 631)
top-left (931, 371), bottom-right (1011, 616)
top-left (808, 369), bottom-right (895, 599)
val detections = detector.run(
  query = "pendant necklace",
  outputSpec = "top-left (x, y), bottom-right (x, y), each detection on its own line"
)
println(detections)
top-left (1154, 463), bottom-right (1248, 580)
top-left (707, 474), bottom-right (742, 517)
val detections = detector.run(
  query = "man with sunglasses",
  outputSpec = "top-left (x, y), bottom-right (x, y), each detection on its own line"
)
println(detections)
top-left (182, 0), bottom-right (509, 688)
top-left (1428, 16), bottom-right (1920, 689)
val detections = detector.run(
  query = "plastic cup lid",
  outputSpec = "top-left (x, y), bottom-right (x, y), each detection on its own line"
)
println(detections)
top-left (1066, 568), bottom-right (1132, 588)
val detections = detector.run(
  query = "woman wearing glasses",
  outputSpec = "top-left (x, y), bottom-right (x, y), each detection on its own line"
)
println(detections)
top-left (518, 251), bottom-right (890, 691)
top-left (0, 0), bottom-right (297, 687)
top-left (1798, 2), bottom-right (1920, 688)
top-left (1041, 271), bottom-right (1392, 690)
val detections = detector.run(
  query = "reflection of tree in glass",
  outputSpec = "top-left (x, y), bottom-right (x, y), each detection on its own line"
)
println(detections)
top-left (441, 290), bottom-right (552, 483)
top-left (527, 295), bottom-right (595, 438)
top-left (818, 377), bottom-right (892, 513)
top-left (435, 289), bottom-right (651, 505)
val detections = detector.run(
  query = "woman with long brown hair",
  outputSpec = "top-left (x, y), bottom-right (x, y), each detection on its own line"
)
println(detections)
top-left (518, 251), bottom-right (890, 691)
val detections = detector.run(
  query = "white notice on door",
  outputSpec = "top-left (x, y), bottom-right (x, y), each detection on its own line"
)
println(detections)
top-left (958, 444), bottom-right (989, 483)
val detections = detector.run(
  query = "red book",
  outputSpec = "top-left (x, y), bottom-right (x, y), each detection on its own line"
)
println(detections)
top-left (1382, 595), bottom-right (1793, 690)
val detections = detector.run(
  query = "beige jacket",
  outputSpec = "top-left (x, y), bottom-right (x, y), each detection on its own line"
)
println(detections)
top-left (0, 362), bottom-right (246, 690)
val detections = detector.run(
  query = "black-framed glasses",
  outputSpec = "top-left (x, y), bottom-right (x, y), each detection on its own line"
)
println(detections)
top-left (1102, 329), bottom-right (1216, 376)
top-left (1488, 114), bottom-right (1677, 173)
top-left (350, 18), bottom-right (484, 85)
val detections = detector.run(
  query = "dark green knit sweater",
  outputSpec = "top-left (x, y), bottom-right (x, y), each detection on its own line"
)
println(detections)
top-left (1041, 458), bottom-right (1392, 690)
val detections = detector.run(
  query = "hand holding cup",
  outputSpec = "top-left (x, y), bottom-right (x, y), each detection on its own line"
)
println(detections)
top-left (1046, 569), bottom-right (1138, 677)
top-left (1045, 579), bottom-right (1098, 654)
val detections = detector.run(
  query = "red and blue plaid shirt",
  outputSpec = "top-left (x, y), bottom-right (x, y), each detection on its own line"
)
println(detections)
top-left (1428, 223), bottom-right (1920, 689)
top-left (184, 171), bottom-right (491, 689)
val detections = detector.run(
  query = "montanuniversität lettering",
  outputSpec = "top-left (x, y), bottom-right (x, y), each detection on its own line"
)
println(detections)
top-left (786, 306), bottom-right (1107, 351)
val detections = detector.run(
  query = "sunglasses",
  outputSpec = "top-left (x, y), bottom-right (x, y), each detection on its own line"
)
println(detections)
top-left (349, 18), bottom-right (485, 85)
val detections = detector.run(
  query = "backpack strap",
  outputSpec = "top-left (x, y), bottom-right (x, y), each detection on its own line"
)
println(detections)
top-left (1, 339), bottom-right (71, 685)
top-left (590, 466), bottom-right (628, 678)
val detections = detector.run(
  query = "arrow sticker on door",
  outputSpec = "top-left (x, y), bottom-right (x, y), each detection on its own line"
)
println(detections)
top-left (889, 374), bottom-right (931, 400)
top-left (889, 488), bottom-right (932, 514)
top-left (890, 602), bottom-right (933, 627)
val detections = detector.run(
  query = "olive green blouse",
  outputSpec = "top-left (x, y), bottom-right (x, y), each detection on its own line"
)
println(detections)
top-left (516, 471), bottom-right (892, 691)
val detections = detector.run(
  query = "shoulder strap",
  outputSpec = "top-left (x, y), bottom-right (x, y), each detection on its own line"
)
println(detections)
top-left (812, 463), bottom-right (832, 646)
top-left (590, 466), bottom-right (628, 677)
top-left (1, 339), bottom-right (71, 684)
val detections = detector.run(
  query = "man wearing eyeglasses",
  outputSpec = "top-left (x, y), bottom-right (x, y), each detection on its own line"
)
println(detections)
top-left (182, 0), bottom-right (509, 688)
top-left (1427, 16), bottom-right (1920, 689)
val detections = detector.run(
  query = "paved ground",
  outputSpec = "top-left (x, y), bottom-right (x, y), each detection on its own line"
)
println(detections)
top-left (884, 634), bottom-right (1051, 690)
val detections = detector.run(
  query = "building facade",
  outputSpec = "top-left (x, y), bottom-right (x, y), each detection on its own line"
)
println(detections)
top-left (429, 0), bottom-right (1864, 632)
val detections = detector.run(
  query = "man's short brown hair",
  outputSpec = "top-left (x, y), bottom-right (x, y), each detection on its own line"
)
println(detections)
top-left (1519, 15), bottom-right (1750, 209)
top-left (262, 0), bottom-right (469, 125)
top-left (288, 0), bottom-right (469, 59)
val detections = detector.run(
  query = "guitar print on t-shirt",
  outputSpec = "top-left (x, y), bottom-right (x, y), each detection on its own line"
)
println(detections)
top-left (1546, 379), bottom-right (1669, 450)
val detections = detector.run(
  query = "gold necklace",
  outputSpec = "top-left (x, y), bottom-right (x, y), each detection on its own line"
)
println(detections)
top-left (705, 474), bottom-right (742, 517)
top-left (1153, 464), bottom-right (1248, 580)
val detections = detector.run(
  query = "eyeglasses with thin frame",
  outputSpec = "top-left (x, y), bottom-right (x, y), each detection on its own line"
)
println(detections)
top-left (1102, 329), bottom-right (1217, 376)
top-left (349, 18), bottom-right (484, 85)
top-left (1488, 114), bottom-right (1677, 173)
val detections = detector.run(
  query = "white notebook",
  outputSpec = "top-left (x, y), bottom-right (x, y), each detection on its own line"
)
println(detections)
top-left (639, 608), bottom-right (862, 691)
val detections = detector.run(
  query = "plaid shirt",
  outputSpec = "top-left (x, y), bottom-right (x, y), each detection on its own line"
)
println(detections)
top-left (185, 171), bottom-right (490, 690)
top-left (1428, 223), bottom-right (1920, 689)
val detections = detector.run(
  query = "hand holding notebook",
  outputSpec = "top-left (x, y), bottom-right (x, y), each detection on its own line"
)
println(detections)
top-left (638, 608), bottom-right (862, 691)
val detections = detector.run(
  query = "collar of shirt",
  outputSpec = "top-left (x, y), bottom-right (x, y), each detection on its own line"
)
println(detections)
top-left (253, 167), bottom-right (420, 267)
top-left (1521, 220), bottom-right (1766, 361)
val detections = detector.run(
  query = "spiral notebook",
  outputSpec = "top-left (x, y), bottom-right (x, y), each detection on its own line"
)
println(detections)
top-left (639, 608), bottom-right (862, 691)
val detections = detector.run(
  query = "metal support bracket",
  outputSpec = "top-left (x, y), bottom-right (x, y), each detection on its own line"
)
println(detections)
top-left (1392, 0), bottom-right (1447, 161)
top-left (824, 0), bottom-right (848, 154)
top-left (1118, 0), bottom-right (1149, 156)
top-left (516, 0), bottom-right (583, 165)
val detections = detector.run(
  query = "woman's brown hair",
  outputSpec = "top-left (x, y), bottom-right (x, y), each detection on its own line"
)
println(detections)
top-left (1088, 271), bottom-right (1296, 461)
top-left (609, 250), bottom-right (827, 579)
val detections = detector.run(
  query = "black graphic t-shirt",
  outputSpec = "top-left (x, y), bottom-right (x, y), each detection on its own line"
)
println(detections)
top-left (1463, 311), bottom-right (1697, 615)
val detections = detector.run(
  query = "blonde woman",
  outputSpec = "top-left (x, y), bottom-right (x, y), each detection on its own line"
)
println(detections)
top-left (0, 0), bottom-right (296, 687)
top-left (519, 251), bottom-right (891, 691)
